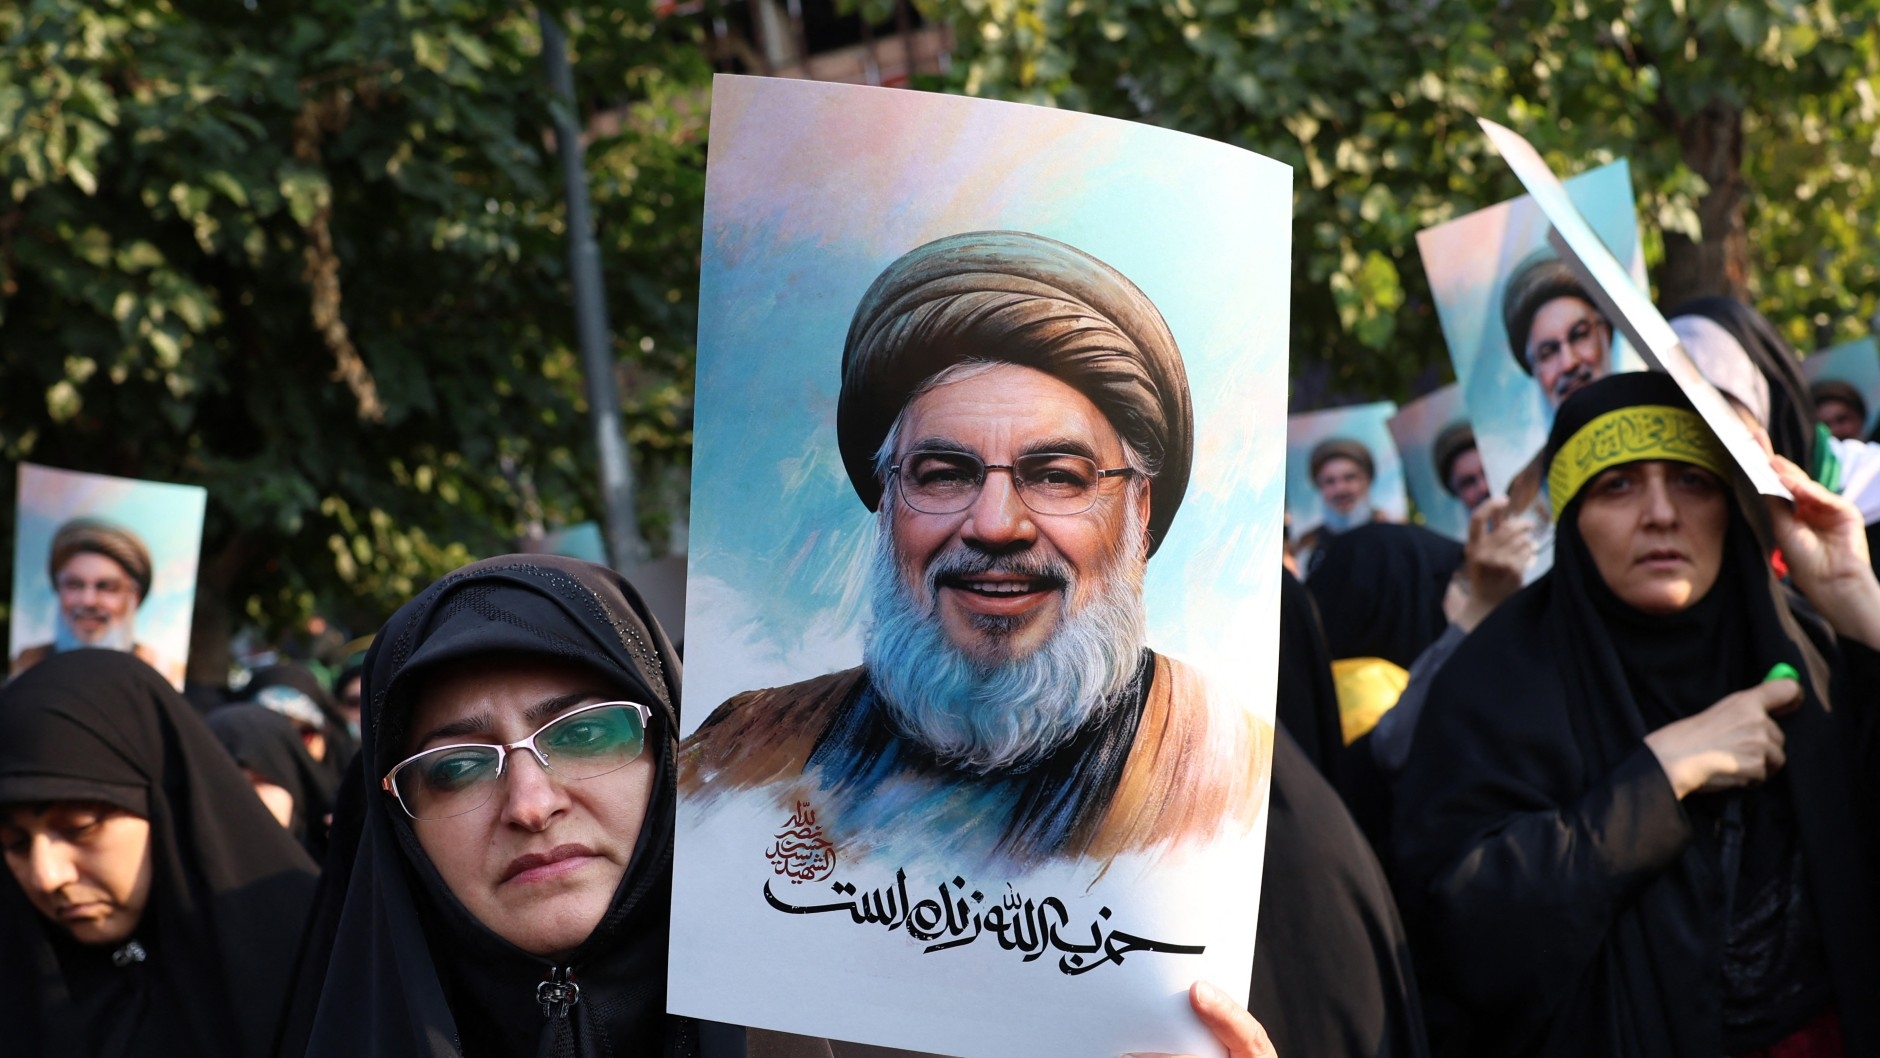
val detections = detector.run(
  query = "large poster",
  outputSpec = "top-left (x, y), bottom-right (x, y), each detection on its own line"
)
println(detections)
top-left (1387, 385), bottom-right (1476, 541)
top-left (9, 464), bottom-right (207, 690)
top-left (671, 76), bottom-right (1290, 1057)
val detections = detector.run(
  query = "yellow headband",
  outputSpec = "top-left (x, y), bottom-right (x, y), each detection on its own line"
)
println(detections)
top-left (1547, 405), bottom-right (1731, 519)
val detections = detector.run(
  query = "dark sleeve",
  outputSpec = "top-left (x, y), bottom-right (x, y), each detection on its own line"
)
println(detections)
top-left (1277, 567), bottom-right (1344, 780)
top-left (1834, 637), bottom-right (1880, 795)
top-left (1392, 645), bottom-right (1694, 1011)
top-left (1252, 729), bottom-right (1429, 1058)
top-left (1371, 624), bottom-right (1466, 779)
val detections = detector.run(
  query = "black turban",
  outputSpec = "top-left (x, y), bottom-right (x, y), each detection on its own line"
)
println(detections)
top-left (48, 518), bottom-right (152, 602)
top-left (1812, 378), bottom-right (1867, 422)
top-left (1502, 252), bottom-right (1594, 375)
top-left (1309, 437), bottom-right (1375, 482)
top-left (1431, 420), bottom-right (1477, 494)
top-left (837, 230), bottom-right (1194, 555)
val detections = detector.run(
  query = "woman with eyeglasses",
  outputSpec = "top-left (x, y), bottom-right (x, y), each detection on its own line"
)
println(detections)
top-left (281, 555), bottom-right (1281, 1058)
top-left (0, 650), bottom-right (319, 1058)
top-left (278, 556), bottom-right (681, 1057)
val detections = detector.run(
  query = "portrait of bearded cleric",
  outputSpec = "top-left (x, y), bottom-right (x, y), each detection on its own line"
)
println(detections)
top-left (10, 518), bottom-right (186, 688)
top-left (679, 231), bottom-right (1264, 876)
top-left (9, 464), bottom-right (207, 691)
top-left (1501, 251), bottom-right (1613, 414)
top-left (1415, 160), bottom-right (1646, 577)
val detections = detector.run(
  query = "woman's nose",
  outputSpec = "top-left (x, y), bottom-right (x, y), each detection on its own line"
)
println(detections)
top-left (497, 750), bottom-right (571, 831)
top-left (27, 838), bottom-right (80, 894)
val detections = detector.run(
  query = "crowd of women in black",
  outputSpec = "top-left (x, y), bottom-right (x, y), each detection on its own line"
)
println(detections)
top-left (6, 295), bottom-right (1880, 1058)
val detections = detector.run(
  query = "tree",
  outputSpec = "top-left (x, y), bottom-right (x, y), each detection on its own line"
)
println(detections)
top-left (0, 0), bottom-right (712, 678)
top-left (918, 0), bottom-right (1880, 402)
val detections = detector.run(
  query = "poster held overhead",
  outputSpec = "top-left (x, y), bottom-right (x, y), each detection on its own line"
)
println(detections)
top-left (1416, 159), bottom-right (1645, 502)
top-left (1415, 156), bottom-right (1646, 581)
top-left (1477, 117), bottom-right (1789, 502)
top-left (671, 75), bottom-right (1290, 1058)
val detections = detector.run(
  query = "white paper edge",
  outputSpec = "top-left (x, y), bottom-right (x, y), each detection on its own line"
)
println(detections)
top-left (1478, 117), bottom-right (1790, 501)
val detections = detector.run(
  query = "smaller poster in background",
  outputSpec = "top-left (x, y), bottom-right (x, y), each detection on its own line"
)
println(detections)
top-left (1802, 337), bottom-right (1880, 440)
top-left (10, 464), bottom-right (207, 690)
top-left (1475, 119), bottom-right (1785, 503)
top-left (1285, 402), bottom-right (1407, 557)
top-left (1388, 385), bottom-right (1477, 541)
top-left (1416, 158), bottom-right (1648, 502)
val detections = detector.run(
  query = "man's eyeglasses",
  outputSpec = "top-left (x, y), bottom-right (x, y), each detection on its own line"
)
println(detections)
top-left (55, 575), bottom-right (133, 599)
top-left (381, 701), bottom-right (652, 821)
top-left (889, 450), bottom-right (1137, 517)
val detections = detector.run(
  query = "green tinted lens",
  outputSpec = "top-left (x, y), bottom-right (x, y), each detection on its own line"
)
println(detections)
top-left (539, 705), bottom-right (645, 779)
top-left (398, 746), bottom-right (501, 818)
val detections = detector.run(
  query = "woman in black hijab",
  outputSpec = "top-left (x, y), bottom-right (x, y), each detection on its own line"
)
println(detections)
top-left (279, 555), bottom-right (690, 1058)
top-left (284, 555), bottom-right (1284, 1058)
top-left (1392, 372), bottom-right (1880, 1057)
top-left (244, 660), bottom-right (360, 779)
top-left (207, 704), bottom-right (338, 858)
top-left (1668, 296), bottom-right (1817, 470)
top-left (1307, 523), bottom-right (1463, 671)
top-left (0, 650), bottom-right (319, 1058)
top-left (1305, 523), bottom-right (1463, 849)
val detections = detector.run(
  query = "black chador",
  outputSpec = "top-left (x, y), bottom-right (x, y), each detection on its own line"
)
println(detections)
top-left (1392, 373), bottom-right (1880, 1057)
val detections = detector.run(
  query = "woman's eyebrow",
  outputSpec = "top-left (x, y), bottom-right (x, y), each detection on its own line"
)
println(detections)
top-left (522, 692), bottom-right (614, 727)
top-left (415, 713), bottom-right (494, 749)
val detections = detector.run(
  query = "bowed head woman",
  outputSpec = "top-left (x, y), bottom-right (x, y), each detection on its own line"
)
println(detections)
top-left (0, 650), bottom-right (319, 1058)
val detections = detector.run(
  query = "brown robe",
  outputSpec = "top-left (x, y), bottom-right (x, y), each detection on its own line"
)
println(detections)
top-left (680, 652), bottom-right (1269, 870)
top-left (11, 641), bottom-right (181, 688)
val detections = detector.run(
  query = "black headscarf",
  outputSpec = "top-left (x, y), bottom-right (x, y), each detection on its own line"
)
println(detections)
top-left (1392, 372), bottom-right (1880, 1057)
top-left (1668, 296), bottom-right (1816, 471)
top-left (278, 556), bottom-right (687, 1058)
top-left (1307, 523), bottom-right (1462, 669)
top-left (206, 704), bottom-right (338, 859)
top-left (244, 661), bottom-right (360, 778)
top-left (0, 650), bottom-right (319, 1058)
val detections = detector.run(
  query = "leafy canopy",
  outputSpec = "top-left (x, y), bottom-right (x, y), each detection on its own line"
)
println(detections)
top-left (0, 0), bottom-right (711, 654)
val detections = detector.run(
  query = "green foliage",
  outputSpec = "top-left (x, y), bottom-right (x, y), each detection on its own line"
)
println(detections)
top-left (920, 0), bottom-right (1880, 402)
top-left (0, 0), bottom-right (711, 647)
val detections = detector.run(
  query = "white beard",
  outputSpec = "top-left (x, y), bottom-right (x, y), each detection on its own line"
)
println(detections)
top-left (861, 501), bottom-right (1149, 774)
top-left (1321, 497), bottom-right (1373, 532)
top-left (54, 610), bottom-right (136, 653)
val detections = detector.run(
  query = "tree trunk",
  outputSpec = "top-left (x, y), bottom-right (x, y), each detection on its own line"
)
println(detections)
top-left (1656, 97), bottom-right (1751, 310)
top-left (186, 532), bottom-right (253, 689)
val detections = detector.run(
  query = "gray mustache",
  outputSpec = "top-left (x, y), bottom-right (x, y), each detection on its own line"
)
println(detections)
top-left (1553, 363), bottom-right (1597, 399)
top-left (923, 548), bottom-right (1072, 597)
